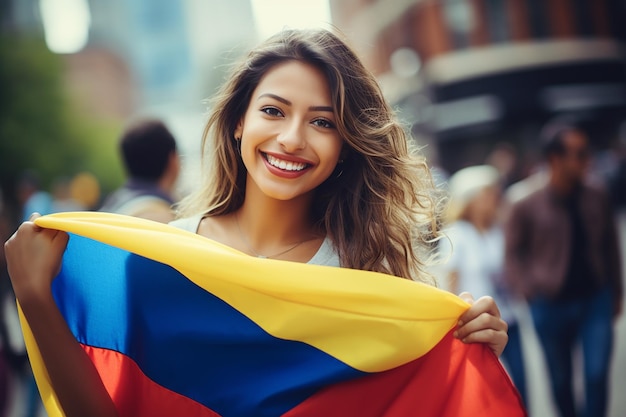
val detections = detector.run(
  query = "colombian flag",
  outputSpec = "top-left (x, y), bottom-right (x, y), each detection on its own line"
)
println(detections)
top-left (20, 212), bottom-right (526, 417)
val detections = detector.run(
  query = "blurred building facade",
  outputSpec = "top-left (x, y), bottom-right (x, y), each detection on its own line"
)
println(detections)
top-left (3, 0), bottom-right (626, 180)
top-left (1, 0), bottom-right (259, 194)
top-left (1, 0), bottom-right (257, 119)
top-left (331, 0), bottom-right (626, 178)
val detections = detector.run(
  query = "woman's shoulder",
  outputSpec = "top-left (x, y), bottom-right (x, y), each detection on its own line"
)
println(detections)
top-left (307, 237), bottom-right (340, 267)
top-left (169, 213), bottom-right (205, 233)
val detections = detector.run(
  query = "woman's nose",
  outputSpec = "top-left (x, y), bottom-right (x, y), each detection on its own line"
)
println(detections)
top-left (277, 121), bottom-right (306, 152)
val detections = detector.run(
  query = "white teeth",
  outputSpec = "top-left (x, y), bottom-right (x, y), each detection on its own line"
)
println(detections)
top-left (266, 154), bottom-right (307, 171)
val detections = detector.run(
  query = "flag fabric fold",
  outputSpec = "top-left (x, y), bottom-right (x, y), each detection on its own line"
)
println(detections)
top-left (18, 212), bottom-right (526, 417)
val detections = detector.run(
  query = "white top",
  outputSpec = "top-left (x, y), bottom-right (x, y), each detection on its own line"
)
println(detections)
top-left (439, 220), bottom-right (501, 298)
top-left (439, 220), bottom-right (516, 323)
top-left (169, 214), bottom-right (341, 267)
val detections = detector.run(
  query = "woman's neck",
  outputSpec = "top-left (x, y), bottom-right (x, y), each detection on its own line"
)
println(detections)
top-left (236, 182), bottom-right (319, 252)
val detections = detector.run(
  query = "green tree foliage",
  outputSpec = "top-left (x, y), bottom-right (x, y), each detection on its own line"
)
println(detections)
top-left (0, 35), bottom-right (124, 214)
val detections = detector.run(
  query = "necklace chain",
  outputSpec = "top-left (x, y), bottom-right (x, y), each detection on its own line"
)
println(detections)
top-left (235, 212), bottom-right (307, 259)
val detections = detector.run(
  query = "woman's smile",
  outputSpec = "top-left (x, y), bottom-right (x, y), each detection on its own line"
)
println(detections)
top-left (262, 151), bottom-right (313, 179)
top-left (235, 60), bottom-right (343, 201)
top-left (263, 152), bottom-right (310, 172)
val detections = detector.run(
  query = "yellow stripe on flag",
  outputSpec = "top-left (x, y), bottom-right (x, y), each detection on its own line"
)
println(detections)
top-left (33, 212), bottom-right (468, 372)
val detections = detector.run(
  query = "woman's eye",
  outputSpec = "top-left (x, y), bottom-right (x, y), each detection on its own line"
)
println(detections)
top-left (261, 107), bottom-right (283, 117)
top-left (312, 119), bottom-right (335, 129)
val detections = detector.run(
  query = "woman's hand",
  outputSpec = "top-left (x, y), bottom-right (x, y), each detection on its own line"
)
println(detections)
top-left (4, 213), bottom-right (68, 304)
top-left (454, 292), bottom-right (508, 357)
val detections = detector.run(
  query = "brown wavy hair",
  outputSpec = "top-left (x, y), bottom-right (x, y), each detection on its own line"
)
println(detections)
top-left (177, 28), bottom-right (442, 283)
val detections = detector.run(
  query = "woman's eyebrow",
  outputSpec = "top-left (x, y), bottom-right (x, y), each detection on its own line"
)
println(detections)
top-left (258, 93), bottom-right (333, 112)
top-left (258, 93), bottom-right (291, 105)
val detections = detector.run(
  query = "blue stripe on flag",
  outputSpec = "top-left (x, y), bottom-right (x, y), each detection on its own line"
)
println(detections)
top-left (52, 234), bottom-right (364, 417)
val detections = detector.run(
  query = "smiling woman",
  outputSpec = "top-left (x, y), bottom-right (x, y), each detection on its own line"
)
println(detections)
top-left (4, 28), bottom-right (516, 417)
top-left (174, 28), bottom-right (450, 278)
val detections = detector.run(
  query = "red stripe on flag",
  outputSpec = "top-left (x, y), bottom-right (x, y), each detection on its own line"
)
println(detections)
top-left (284, 330), bottom-right (527, 417)
top-left (82, 345), bottom-right (222, 417)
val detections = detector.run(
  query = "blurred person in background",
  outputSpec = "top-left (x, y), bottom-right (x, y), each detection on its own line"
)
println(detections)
top-left (99, 118), bottom-right (180, 223)
top-left (439, 164), bottom-right (527, 408)
top-left (51, 176), bottom-right (85, 213)
top-left (504, 120), bottom-right (623, 417)
top-left (17, 171), bottom-right (53, 222)
top-left (70, 172), bottom-right (101, 211)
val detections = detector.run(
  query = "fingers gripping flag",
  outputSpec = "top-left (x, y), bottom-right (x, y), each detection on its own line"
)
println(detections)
top-left (19, 212), bottom-right (526, 417)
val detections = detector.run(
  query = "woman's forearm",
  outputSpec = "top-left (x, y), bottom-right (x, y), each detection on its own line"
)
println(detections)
top-left (20, 292), bottom-right (118, 417)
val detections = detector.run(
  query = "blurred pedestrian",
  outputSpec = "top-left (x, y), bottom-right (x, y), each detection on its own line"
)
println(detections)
top-left (440, 164), bottom-right (527, 407)
top-left (51, 176), bottom-right (84, 213)
top-left (504, 120), bottom-right (623, 417)
top-left (16, 171), bottom-right (53, 221)
top-left (99, 118), bottom-right (180, 223)
top-left (70, 172), bottom-right (101, 211)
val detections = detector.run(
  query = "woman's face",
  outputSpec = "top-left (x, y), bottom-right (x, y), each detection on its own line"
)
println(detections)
top-left (234, 60), bottom-right (343, 202)
top-left (467, 185), bottom-right (501, 225)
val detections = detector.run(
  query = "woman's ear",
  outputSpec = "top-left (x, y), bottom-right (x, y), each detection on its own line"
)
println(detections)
top-left (234, 120), bottom-right (243, 140)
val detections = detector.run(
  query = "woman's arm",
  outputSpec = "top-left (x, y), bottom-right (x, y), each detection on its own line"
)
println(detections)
top-left (453, 292), bottom-right (508, 357)
top-left (5, 215), bottom-right (118, 417)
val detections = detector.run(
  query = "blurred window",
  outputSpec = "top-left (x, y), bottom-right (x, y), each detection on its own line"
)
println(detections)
top-left (442, 0), bottom-right (474, 50)
top-left (573, 0), bottom-right (594, 37)
top-left (527, 0), bottom-right (549, 39)
top-left (484, 0), bottom-right (509, 43)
